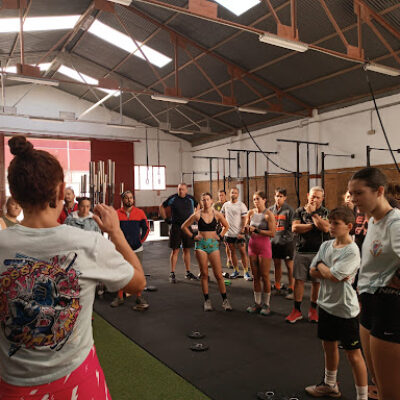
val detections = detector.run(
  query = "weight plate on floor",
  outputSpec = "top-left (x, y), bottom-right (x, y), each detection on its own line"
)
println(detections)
top-left (256, 391), bottom-right (275, 400)
top-left (144, 286), bottom-right (158, 292)
top-left (190, 343), bottom-right (209, 352)
top-left (188, 330), bottom-right (205, 339)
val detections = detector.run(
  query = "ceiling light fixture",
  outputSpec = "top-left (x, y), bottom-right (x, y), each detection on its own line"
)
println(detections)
top-left (107, 123), bottom-right (137, 129)
top-left (238, 106), bottom-right (268, 115)
top-left (259, 33), bottom-right (309, 52)
top-left (107, 0), bottom-right (132, 5)
top-left (169, 129), bottom-right (194, 135)
top-left (364, 62), bottom-right (400, 77)
top-left (7, 75), bottom-right (59, 86)
top-left (151, 94), bottom-right (189, 104)
top-left (29, 116), bottom-right (64, 123)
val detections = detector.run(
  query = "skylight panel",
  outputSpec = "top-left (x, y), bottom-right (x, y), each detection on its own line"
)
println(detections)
top-left (57, 65), bottom-right (120, 97)
top-left (88, 20), bottom-right (172, 68)
top-left (214, 0), bottom-right (260, 16)
top-left (2, 63), bottom-right (52, 74)
top-left (0, 15), bottom-right (80, 33)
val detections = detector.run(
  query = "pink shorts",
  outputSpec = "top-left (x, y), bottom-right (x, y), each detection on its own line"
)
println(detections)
top-left (0, 346), bottom-right (111, 400)
top-left (248, 235), bottom-right (272, 258)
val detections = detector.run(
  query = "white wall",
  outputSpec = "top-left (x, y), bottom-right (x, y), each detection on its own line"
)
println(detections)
top-left (192, 92), bottom-right (400, 187)
top-left (0, 84), bottom-right (193, 207)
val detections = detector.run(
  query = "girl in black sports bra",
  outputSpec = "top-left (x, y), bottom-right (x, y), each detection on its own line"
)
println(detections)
top-left (182, 192), bottom-right (233, 312)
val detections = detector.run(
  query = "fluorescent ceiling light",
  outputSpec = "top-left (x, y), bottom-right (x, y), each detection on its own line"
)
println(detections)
top-left (238, 106), bottom-right (268, 115)
top-left (364, 62), bottom-right (400, 77)
top-left (107, 0), bottom-right (132, 5)
top-left (259, 33), bottom-right (309, 52)
top-left (7, 75), bottom-right (59, 86)
top-left (88, 20), bottom-right (172, 68)
top-left (0, 15), bottom-right (80, 33)
top-left (57, 65), bottom-right (120, 97)
top-left (214, 0), bottom-right (260, 16)
top-left (151, 94), bottom-right (189, 104)
top-left (107, 123), bottom-right (136, 129)
top-left (29, 116), bottom-right (64, 123)
top-left (169, 129), bottom-right (194, 135)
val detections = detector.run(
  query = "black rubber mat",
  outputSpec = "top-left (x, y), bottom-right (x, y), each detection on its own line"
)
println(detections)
top-left (94, 241), bottom-right (358, 400)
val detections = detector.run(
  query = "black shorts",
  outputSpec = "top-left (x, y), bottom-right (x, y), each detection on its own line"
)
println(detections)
top-left (318, 307), bottom-right (361, 350)
top-left (359, 288), bottom-right (400, 344)
top-left (271, 242), bottom-right (295, 260)
top-left (224, 236), bottom-right (246, 246)
top-left (169, 224), bottom-right (194, 249)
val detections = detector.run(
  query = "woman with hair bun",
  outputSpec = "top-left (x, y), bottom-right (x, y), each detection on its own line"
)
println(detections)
top-left (0, 136), bottom-right (145, 399)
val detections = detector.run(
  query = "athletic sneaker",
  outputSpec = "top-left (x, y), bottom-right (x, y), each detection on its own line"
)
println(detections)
top-left (110, 297), bottom-right (124, 307)
top-left (259, 304), bottom-right (271, 316)
top-left (308, 307), bottom-right (319, 323)
top-left (246, 303), bottom-right (261, 314)
top-left (305, 382), bottom-right (341, 398)
top-left (271, 285), bottom-right (281, 295)
top-left (285, 308), bottom-right (303, 323)
top-left (222, 298), bottom-right (233, 311)
top-left (185, 271), bottom-right (198, 280)
top-left (244, 272), bottom-right (253, 281)
top-left (204, 299), bottom-right (213, 312)
top-left (285, 288), bottom-right (294, 300)
top-left (230, 270), bottom-right (240, 279)
top-left (169, 272), bottom-right (176, 283)
top-left (132, 296), bottom-right (149, 312)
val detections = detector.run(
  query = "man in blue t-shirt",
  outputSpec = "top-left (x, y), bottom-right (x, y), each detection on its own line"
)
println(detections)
top-left (159, 183), bottom-right (198, 283)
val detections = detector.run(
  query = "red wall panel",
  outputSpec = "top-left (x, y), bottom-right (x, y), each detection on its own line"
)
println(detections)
top-left (91, 139), bottom-right (134, 209)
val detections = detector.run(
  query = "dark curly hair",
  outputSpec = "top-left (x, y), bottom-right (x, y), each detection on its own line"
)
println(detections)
top-left (8, 136), bottom-right (64, 210)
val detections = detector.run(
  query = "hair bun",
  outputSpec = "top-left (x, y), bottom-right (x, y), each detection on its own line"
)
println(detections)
top-left (9, 136), bottom-right (34, 157)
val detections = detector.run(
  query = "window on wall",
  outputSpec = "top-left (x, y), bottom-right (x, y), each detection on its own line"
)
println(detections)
top-left (134, 165), bottom-right (166, 191)
top-left (4, 136), bottom-right (90, 196)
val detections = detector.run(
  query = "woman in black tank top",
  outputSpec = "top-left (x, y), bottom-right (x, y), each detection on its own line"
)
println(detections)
top-left (182, 192), bottom-right (233, 312)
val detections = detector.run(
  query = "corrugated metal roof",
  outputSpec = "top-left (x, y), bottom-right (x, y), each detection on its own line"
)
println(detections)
top-left (1, 0), bottom-right (400, 145)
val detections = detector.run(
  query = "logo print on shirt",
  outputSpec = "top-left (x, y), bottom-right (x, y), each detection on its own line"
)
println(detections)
top-left (0, 253), bottom-right (81, 356)
top-left (370, 240), bottom-right (383, 257)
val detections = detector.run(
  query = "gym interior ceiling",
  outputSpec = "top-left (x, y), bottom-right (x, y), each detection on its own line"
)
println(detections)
top-left (1, 0), bottom-right (399, 146)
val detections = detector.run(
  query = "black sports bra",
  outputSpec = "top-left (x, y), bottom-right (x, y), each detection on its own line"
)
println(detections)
top-left (198, 212), bottom-right (218, 232)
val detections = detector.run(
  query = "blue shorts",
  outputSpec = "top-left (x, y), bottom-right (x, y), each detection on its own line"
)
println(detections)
top-left (195, 238), bottom-right (219, 254)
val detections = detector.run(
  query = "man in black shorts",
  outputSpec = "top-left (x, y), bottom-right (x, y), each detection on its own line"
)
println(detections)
top-left (286, 186), bottom-right (330, 324)
top-left (159, 183), bottom-right (198, 283)
top-left (269, 188), bottom-right (295, 298)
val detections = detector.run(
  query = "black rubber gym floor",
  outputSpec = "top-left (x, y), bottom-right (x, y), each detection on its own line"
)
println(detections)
top-left (94, 241), bottom-right (359, 400)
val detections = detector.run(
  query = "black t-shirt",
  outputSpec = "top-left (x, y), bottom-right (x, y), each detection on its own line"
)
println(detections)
top-left (162, 194), bottom-right (198, 226)
top-left (293, 206), bottom-right (330, 253)
top-left (269, 202), bottom-right (294, 245)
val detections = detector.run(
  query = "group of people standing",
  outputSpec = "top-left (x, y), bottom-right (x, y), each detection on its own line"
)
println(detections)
top-left (161, 174), bottom-right (399, 400)
top-left (0, 135), bottom-right (398, 400)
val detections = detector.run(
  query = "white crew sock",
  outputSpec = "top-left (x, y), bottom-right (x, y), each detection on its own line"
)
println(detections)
top-left (355, 385), bottom-right (368, 400)
top-left (324, 369), bottom-right (337, 387)
top-left (254, 292), bottom-right (262, 305)
top-left (264, 292), bottom-right (271, 306)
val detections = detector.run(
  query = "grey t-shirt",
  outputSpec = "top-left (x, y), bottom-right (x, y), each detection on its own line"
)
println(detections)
top-left (0, 224), bottom-right (134, 386)
top-left (311, 240), bottom-right (360, 318)
top-left (358, 208), bottom-right (400, 295)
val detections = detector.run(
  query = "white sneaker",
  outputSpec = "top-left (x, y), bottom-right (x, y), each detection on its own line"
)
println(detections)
top-left (244, 272), bottom-right (253, 281)
top-left (203, 299), bottom-right (213, 312)
top-left (222, 298), bottom-right (233, 311)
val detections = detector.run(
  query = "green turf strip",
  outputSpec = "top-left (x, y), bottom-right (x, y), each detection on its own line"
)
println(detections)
top-left (93, 313), bottom-right (210, 400)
